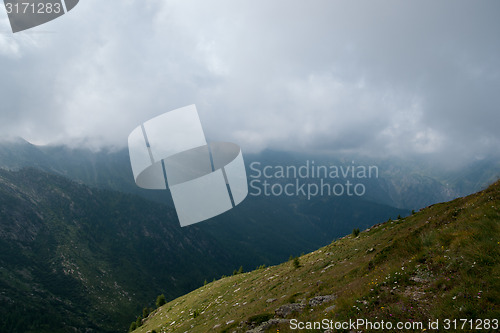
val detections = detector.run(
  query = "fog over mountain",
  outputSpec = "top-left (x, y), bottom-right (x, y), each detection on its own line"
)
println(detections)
top-left (0, 0), bottom-right (499, 166)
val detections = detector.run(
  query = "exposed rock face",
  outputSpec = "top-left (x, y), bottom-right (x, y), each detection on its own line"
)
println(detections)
top-left (245, 294), bottom-right (337, 332)
top-left (309, 294), bottom-right (336, 307)
top-left (275, 303), bottom-right (306, 318)
top-left (246, 319), bottom-right (290, 333)
top-left (324, 305), bottom-right (336, 313)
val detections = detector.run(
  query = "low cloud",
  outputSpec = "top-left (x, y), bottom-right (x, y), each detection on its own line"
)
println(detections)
top-left (0, 0), bottom-right (498, 164)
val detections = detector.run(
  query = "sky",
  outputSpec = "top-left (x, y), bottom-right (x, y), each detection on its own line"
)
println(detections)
top-left (0, 0), bottom-right (499, 165)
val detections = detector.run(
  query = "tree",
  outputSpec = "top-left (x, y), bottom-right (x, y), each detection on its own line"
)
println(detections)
top-left (135, 316), bottom-right (142, 327)
top-left (352, 228), bottom-right (360, 237)
top-left (128, 322), bottom-right (137, 332)
top-left (142, 307), bottom-right (150, 319)
top-left (293, 256), bottom-right (300, 269)
top-left (156, 294), bottom-right (166, 308)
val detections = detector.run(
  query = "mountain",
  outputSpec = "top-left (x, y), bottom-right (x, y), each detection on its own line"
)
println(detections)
top-left (0, 138), bottom-right (166, 203)
top-left (2, 139), bottom-right (500, 210)
top-left (1, 139), bottom-right (498, 332)
top-left (133, 179), bottom-right (500, 333)
top-left (0, 168), bottom-right (242, 332)
top-left (0, 166), bottom-right (407, 332)
top-left (0, 139), bottom-right (411, 264)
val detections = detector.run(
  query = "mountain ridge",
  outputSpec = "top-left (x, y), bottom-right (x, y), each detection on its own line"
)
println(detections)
top-left (3, 139), bottom-right (500, 210)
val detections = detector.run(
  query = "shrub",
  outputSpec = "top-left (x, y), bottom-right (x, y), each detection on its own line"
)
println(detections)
top-left (135, 316), bottom-right (142, 327)
top-left (233, 266), bottom-right (243, 275)
top-left (352, 228), bottom-right (360, 237)
top-left (156, 294), bottom-right (166, 308)
top-left (128, 322), bottom-right (137, 332)
top-left (293, 256), bottom-right (301, 269)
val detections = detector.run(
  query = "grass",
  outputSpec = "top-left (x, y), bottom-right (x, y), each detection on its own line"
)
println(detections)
top-left (133, 180), bottom-right (500, 333)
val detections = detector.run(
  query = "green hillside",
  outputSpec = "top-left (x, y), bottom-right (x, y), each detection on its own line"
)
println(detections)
top-left (134, 179), bottom-right (500, 333)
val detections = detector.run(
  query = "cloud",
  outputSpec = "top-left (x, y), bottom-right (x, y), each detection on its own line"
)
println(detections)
top-left (0, 0), bottom-right (498, 164)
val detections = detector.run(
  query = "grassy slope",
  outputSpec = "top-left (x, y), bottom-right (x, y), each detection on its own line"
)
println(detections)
top-left (135, 180), bottom-right (500, 333)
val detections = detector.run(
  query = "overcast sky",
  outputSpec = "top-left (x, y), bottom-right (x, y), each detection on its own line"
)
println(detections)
top-left (0, 0), bottom-right (499, 164)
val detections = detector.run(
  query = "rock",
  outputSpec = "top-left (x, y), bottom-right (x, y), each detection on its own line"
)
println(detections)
top-left (275, 303), bottom-right (305, 318)
top-left (410, 276), bottom-right (426, 283)
top-left (266, 298), bottom-right (277, 303)
top-left (320, 264), bottom-right (335, 273)
top-left (309, 295), bottom-right (336, 307)
top-left (246, 319), bottom-right (290, 333)
top-left (324, 305), bottom-right (336, 313)
top-left (366, 247), bottom-right (375, 253)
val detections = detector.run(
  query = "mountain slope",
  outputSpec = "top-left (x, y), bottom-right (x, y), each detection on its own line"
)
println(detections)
top-left (134, 179), bottom-right (500, 333)
top-left (0, 139), bottom-right (410, 268)
top-left (0, 168), bottom-right (244, 332)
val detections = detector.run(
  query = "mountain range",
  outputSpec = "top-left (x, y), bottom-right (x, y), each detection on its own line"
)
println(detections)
top-left (0, 138), bottom-right (499, 332)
